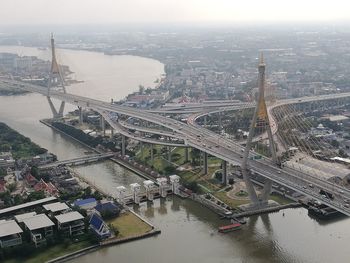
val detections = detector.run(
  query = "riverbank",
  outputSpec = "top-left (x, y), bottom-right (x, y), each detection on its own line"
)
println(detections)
top-left (46, 211), bottom-right (160, 263)
top-left (40, 119), bottom-right (100, 154)
top-left (0, 122), bottom-right (49, 159)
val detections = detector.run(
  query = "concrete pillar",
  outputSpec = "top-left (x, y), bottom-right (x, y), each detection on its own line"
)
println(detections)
top-left (100, 115), bottom-right (105, 135)
top-left (116, 186), bottom-right (127, 205)
top-left (144, 180), bottom-right (155, 201)
top-left (185, 147), bottom-right (189, 162)
top-left (140, 142), bottom-right (146, 164)
top-left (203, 151), bottom-right (208, 174)
top-left (168, 146), bottom-right (172, 162)
top-left (204, 116), bottom-right (207, 126)
top-left (130, 183), bottom-right (141, 204)
top-left (222, 160), bottom-right (227, 185)
top-left (157, 177), bottom-right (168, 198)
top-left (150, 144), bottom-right (154, 162)
top-left (169, 175), bottom-right (180, 195)
top-left (78, 106), bottom-right (83, 124)
top-left (111, 127), bottom-right (114, 137)
top-left (121, 135), bottom-right (126, 156)
top-left (218, 112), bottom-right (222, 130)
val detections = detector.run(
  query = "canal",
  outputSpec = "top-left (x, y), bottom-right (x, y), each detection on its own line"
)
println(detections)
top-left (0, 46), bottom-right (349, 263)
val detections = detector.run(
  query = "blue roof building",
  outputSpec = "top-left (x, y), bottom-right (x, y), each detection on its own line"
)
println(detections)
top-left (73, 198), bottom-right (97, 210)
top-left (95, 202), bottom-right (121, 217)
top-left (89, 213), bottom-right (111, 239)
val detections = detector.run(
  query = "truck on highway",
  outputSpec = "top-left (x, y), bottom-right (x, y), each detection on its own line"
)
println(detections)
top-left (319, 189), bottom-right (334, 200)
top-left (249, 155), bottom-right (262, 160)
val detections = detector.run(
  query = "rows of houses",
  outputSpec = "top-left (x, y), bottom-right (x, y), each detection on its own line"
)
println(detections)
top-left (0, 196), bottom-right (121, 249)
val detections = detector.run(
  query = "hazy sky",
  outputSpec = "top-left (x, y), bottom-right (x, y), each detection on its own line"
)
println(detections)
top-left (1, 0), bottom-right (350, 25)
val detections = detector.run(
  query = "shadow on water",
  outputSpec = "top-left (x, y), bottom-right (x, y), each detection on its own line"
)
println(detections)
top-left (307, 212), bottom-right (348, 225)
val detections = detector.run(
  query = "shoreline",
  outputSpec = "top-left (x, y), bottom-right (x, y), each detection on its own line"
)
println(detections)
top-left (37, 119), bottom-right (162, 262)
top-left (40, 119), bottom-right (161, 182)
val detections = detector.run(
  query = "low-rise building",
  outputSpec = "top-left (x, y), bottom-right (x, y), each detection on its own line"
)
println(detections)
top-left (0, 220), bottom-right (23, 248)
top-left (89, 213), bottom-right (111, 239)
top-left (74, 198), bottom-right (97, 210)
top-left (22, 214), bottom-right (54, 247)
top-left (94, 201), bottom-right (121, 217)
top-left (43, 202), bottom-right (70, 216)
top-left (55, 211), bottom-right (85, 236)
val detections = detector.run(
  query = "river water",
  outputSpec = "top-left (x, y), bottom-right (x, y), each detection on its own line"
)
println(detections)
top-left (0, 46), bottom-right (349, 263)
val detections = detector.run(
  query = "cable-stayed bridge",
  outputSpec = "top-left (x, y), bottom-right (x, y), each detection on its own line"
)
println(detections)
top-left (2, 37), bottom-right (350, 215)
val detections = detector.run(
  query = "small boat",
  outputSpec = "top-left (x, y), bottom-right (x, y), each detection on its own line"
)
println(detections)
top-left (218, 223), bottom-right (242, 233)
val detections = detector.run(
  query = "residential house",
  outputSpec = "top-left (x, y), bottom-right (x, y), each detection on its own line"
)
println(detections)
top-left (55, 211), bottom-right (85, 236)
top-left (0, 220), bottom-right (23, 248)
top-left (22, 214), bottom-right (54, 247)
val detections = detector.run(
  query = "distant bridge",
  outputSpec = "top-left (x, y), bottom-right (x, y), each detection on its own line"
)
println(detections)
top-left (39, 153), bottom-right (115, 169)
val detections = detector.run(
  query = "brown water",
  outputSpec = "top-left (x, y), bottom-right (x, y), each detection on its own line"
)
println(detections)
top-left (0, 46), bottom-right (349, 263)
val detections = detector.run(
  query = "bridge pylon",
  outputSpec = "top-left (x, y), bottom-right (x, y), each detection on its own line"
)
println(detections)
top-left (241, 53), bottom-right (278, 207)
top-left (47, 33), bottom-right (66, 119)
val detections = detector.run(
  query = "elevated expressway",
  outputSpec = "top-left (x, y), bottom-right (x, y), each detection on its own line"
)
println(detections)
top-left (2, 78), bottom-right (350, 215)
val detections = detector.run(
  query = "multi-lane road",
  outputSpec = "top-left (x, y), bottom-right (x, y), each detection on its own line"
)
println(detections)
top-left (2, 78), bottom-right (350, 215)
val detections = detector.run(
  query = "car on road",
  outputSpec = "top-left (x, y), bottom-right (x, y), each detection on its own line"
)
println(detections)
top-left (308, 184), bottom-right (314, 188)
top-left (338, 189), bottom-right (344, 194)
top-left (344, 204), bottom-right (349, 208)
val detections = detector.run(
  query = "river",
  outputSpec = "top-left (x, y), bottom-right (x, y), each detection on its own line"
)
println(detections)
top-left (0, 46), bottom-right (349, 263)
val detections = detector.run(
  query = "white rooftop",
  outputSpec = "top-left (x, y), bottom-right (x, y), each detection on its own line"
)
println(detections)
top-left (55, 211), bottom-right (84, 224)
top-left (14, 212), bottom-right (37, 223)
top-left (0, 197), bottom-right (57, 216)
top-left (143, 180), bottom-right (154, 187)
top-left (0, 220), bottom-right (23, 237)
top-left (43, 202), bottom-right (69, 213)
top-left (156, 177), bottom-right (168, 185)
top-left (22, 214), bottom-right (54, 231)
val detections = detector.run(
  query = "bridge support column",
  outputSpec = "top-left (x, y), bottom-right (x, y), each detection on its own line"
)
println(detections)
top-left (222, 160), bottom-right (227, 185)
top-left (218, 112), bottom-right (223, 131)
top-left (140, 142), bottom-right (145, 163)
top-left (203, 152), bottom-right (208, 175)
top-left (47, 97), bottom-right (65, 119)
top-left (241, 54), bottom-right (277, 207)
top-left (111, 127), bottom-right (114, 137)
top-left (100, 116), bottom-right (106, 135)
top-left (185, 147), bottom-right (189, 162)
top-left (204, 116), bottom-right (207, 126)
top-left (150, 144), bottom-right (154, 162)
top-left (78, 106), bottom-right (83, 124)
top-left (168, 146), bottom-right (172, 162)
top-left (121, 135), bottom-right (126, 156)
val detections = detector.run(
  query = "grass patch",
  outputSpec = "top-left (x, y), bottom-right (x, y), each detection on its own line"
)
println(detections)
top-left (107, 211), bottom-right (152, 238)
top-left (3, 240), bottom-right (93, 263)
top-left (269, 193), bottom-right (294, 205)
top-left (235, 190), bottom-right (248, 197)
top-left (214, 191), bottom-right (249, 208)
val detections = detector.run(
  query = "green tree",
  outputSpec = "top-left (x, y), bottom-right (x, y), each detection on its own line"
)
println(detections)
top-left (26, 191), bottom-right (45, 202)
top-left (164, 165), bottom-right (176, 175)
top-left (138, 85), bottom-right (145, 94)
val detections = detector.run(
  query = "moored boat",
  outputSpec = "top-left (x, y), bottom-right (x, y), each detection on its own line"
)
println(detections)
top-left (218, 223), bottom-right (242, 233)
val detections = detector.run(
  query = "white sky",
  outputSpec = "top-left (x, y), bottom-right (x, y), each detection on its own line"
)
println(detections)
top-left (1, 0), bottom-right (350, 25)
